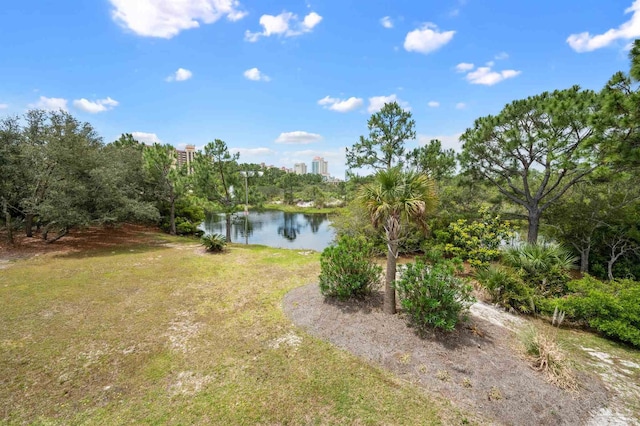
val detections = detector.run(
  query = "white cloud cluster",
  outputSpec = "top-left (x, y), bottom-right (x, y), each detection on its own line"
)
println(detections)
top-left (132, 132), bottom-right (162, 145)
top-left (495, 51), bottom-right (509, 60)
top-left (30, 96), bottom-right (68, 111)
top-left (318, 96), bottom-right (363, 112)
top-left (380, 16), bottom-right (393, 29)
top-left (0, 103), bottom-right (8, 110)
top-left (245, 11), bottom-right (322, 42)
top-left (109, 0), bottom-right (247, 39)
top-left (166, 68), bottom-right (193, 82)
top-left (404, 23), bottom-right (455, 54)
top-left (73, 97), bottom-right (119, 113)
top-left (275, 131), bottom-right (322, 144)
top-left (456, 102), bottom-right (467, 109)
top-left (455, 62), bottom-right (474, 72)
top-left (568, 1), bottom-right (640, 52)
top-left (367, 94), bottom-right (410, 113)
top-left (243, 67), bottom-right (270, 81)
top-left (428, 101), bottom-right (440, 108)
top-left (456, 62), bottom-right (520, 86)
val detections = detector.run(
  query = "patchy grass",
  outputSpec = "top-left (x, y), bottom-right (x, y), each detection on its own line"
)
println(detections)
top-left (554, 324), bottom-right (640, 420)
top-left (0, 236), bottom-right (450, 425)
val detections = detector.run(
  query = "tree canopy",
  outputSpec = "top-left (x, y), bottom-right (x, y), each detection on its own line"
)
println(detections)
top-left (459, 86), bottom-right (603, 244)
top-left (346, 102), bottom-right (415, 171)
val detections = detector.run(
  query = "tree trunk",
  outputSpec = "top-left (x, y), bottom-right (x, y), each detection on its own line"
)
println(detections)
top-left (579, 248), bottom-right (590, 273)
top-left (607, 259), bottom-right (615, 282)
top-left (527, 209), bottom-right (541, 245)
top-left (3, 199), bottom-right (13, 245)
top-left (607, 239), bottom-right (627, 281)
top-left (46, 227), bottom-right (68, 244)
top-left (169, 192), bottom-right (176, 236)
top-left (385, 241), bottom-right (397, 314)
top-left (384, 217), bottom-right (400, 315)
top-left (25, 213), bottom-right (33, 237)
top-left (225, 213), bottom-right (232, 243)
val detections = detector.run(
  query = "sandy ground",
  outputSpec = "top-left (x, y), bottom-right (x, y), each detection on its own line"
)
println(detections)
top-left (284, 284), bottom-right (610, 425)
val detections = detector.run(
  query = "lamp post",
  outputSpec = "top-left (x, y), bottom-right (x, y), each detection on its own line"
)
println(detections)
top-left (239, 170), bottom-right (263, 244)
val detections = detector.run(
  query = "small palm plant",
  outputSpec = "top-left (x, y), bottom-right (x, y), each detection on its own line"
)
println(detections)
top-left (201, 233), bottom-right (227, 252)
top-left (502, 243), bottom-right (577, 296)
top-left (359, 167), bottom-right (438, 314)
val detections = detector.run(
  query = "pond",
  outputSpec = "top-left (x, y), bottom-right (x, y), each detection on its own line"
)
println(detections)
top-left (200, 210), bottom-right (336, 251)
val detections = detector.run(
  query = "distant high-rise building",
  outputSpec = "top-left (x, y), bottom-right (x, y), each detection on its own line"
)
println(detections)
top-left (294, 163), bottom-right (307, 175)
top-left (176, 144), bottom-right (196, 174)
top-left (311, 156), bottom-right (328, 176)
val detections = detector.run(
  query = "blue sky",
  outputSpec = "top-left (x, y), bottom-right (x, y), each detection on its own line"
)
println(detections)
top-left (1, 0), bottom-right (639, 177)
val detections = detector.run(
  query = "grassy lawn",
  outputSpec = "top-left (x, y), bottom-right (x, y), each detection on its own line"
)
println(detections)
top-left (0, 235), bottom-right (455, 425)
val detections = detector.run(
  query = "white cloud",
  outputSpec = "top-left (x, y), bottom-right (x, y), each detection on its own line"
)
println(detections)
top-left (245, 11), bottom-right (322, 42)
top-left (418, 133), bottom-right (463, 152)
top-left (455, 102), bottom-right (467, 109)
top-left (243, 67), bottom-right (270, 81)
top-left (132, 132), bottom-right (162, 145)
top-left (455, 62), bottom-right (474, 72)
top-left (404, 23), bottom-right (455, 54)
top-left (109, 0), bottom-right (247, 39)
top-left (72, 97), bottom-right (119, 113)
top-left (0, 103), bottom-right (8, 110)
top-left (166, 68), bottom-right (193, 82)
top-left (30, 96), bottom-right (68, 111)
top-left (568, 1), bottom-right (640, 52)
top-left (318, 96), bottom-right (364, 112)
top-left (275, 131), bottom-right (322, 144)
top-left (380, 16), bottom-right (393, 29)
top-left (367, 94), bottom-right (410, 114)
top-left (428, 101), bottom-right (440, 108)
top-left (466, 66), bottom-right (521, 85)
top-left (495, 51), bottom-right (509, 60)
top-left (303, 12), bottom-right (322, 29)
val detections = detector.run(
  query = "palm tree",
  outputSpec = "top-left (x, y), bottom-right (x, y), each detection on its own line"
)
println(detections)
top-left (359, 167), bottom-right (438, 314)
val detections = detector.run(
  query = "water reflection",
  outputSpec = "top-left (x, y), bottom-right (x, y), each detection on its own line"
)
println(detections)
top-left (200, 210), bottom-right (335, 251)
top-left (278, 213), bottom-right (301, 241)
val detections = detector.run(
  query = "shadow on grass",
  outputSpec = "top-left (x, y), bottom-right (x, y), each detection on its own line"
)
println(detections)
top-left (56, 241), bottom-right (173, 259)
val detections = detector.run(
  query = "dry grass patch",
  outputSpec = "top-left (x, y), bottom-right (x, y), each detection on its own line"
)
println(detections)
top-left (519, 327), bottom-right (578, 391)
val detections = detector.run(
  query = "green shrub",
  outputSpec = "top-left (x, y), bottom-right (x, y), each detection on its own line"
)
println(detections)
top-left (201, 233), bottom-right (227, 252)
top-left (442, 207), bottom-right (515, 267)
top-left (546, 276), bottom-right (640, 347)
top-left (503, 243), bottom-right (576, 297)
top-left (475, 264), bottom-right (536, 314)
top-left (396, 257), bottom-right (475, 332)
top-left (319, 235), bottom-right (382, 300)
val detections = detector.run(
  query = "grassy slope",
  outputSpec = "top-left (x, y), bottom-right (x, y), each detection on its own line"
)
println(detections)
top-left (0, 237), bottom-right (453, 425)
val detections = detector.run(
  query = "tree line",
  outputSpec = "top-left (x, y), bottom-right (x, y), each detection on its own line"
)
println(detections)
top-left (0, 122), bottom-right (344, 245)
top-left (341, 41), bottom-right (640, 286)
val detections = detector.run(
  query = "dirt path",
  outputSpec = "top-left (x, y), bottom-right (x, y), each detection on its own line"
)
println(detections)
top-left (284, 283), bottom-right (609, 425)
